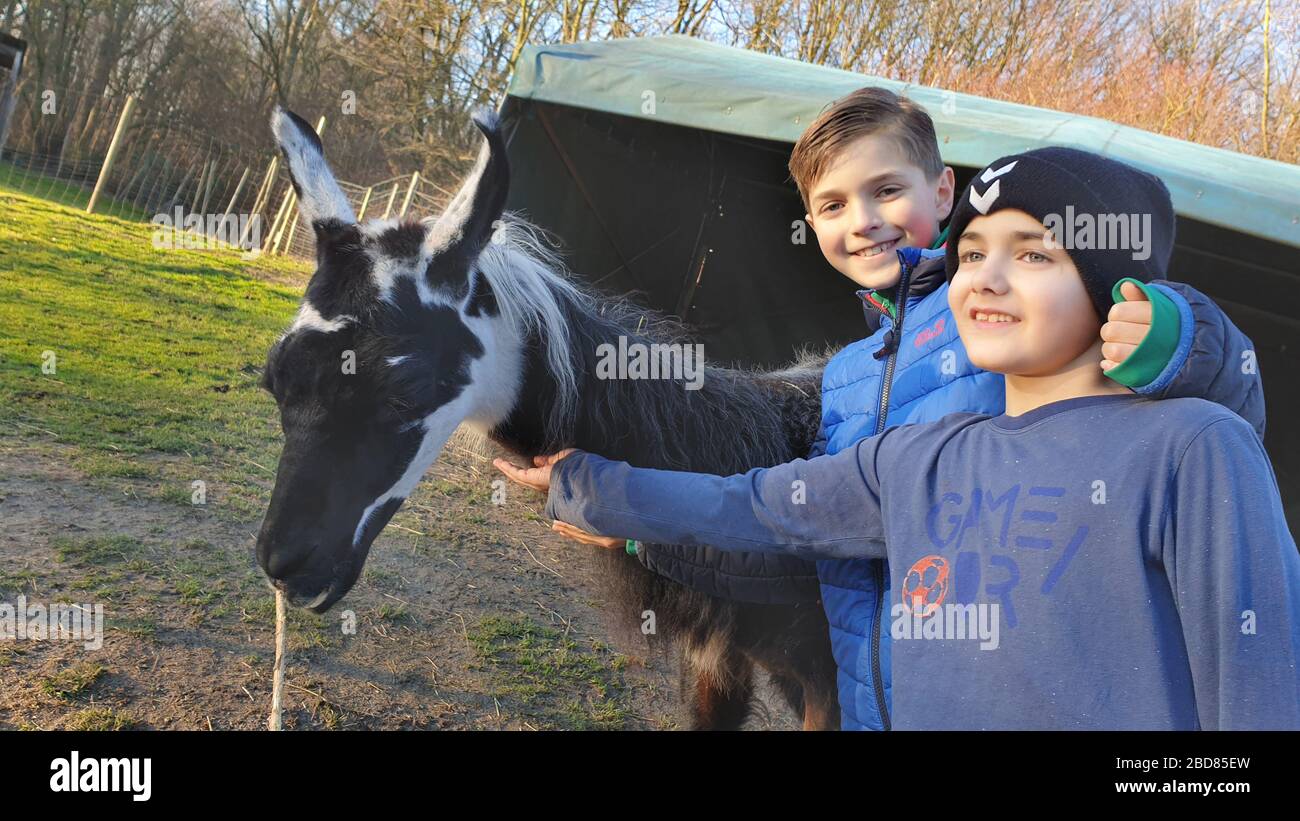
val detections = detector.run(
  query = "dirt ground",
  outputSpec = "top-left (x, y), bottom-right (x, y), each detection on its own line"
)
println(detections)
top-left (0, 433), bottom-right (799, 731)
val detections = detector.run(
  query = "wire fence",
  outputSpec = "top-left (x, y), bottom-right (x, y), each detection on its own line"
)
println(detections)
top-left (0, 77), bottom-right (455, 260)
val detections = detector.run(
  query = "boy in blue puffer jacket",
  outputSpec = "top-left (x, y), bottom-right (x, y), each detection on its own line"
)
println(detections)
top-left (497, 88), bottom-right (1265, 731)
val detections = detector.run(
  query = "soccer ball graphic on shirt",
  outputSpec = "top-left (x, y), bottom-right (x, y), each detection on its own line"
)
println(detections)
top-left (901, 555), bottom-right (950, 617)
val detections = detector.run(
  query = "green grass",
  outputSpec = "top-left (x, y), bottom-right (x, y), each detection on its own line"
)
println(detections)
top-left (167, 547), bottom-right (240, 617)
top-left (0, 189), bottom-right (310, 513)
top-left (361, 565), bottom-right (400, 589)
top-left (0, 159), bottom-right (152, 220)
top-left (108, 614), bottom-right (158, 639)
top-left (48, 533), bottom-right (252, 617)
top-left (74, 452), bottom-right (160, 480)
top-left (0, 644), bottom-right (28, 667)
top-left (65, 707), bottom-right (135, 731)
top-left (0, 566), bottom-right (40, 595)
top-left (174, 575), bottom-right (220, 608)
top-left (52, 535), bottom-right (152, 603)
top-left (39, 661), bottom-right (106, 700)
top-left (373, 602), bottom-right (409, 622)
top-left (468, 615), bottom-right (635, 730)
top-left (53, 534), bottom-right (149, 567)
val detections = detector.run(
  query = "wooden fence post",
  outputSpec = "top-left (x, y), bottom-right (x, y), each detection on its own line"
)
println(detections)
top-left (86, 95), bottom-right (136, 214)
top-left (189, 158), bottom-right (211, 219)
top-left (219, 164), bottom-right (252, 243)
top-left (269, 189), bottom-right (296, 255)
top-left (240, 156), bottom-right (278, 249)
top-left (198, 158), bottom-right (217, 217)
top-left (398, 172), bottom-right (420, 218)
top-left (355, 185), bottom-right (374, 221)
top-left (380, 182), bottom-right (400, 219)
top-left (283, 191), bottom-right (302, 253)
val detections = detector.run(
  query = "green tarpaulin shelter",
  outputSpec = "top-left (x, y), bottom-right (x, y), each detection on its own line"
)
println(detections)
top-left (498, 34), bottom-right (1300, 527)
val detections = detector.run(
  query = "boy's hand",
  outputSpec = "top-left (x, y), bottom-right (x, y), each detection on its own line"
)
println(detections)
top-left (550, 520), bottom-right (624, 550)
top-left (493, 450), bottom-right (625, 549)
top-left (1100, 281), bottom-right (1153, 372)
top-left (492, 449), bottom-right (578, 494)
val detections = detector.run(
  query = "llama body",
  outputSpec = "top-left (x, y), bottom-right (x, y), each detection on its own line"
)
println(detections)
top-left (256, 108), bottom-right (840, 728)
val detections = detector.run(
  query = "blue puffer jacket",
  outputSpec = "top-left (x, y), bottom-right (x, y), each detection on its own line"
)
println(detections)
top-left (812, 246), bottom-right (1266, 731)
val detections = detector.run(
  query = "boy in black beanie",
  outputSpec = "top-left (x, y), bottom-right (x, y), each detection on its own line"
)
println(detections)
top-left (941, 146), bottom-right (1184, 400)
top-left (537, 146), bottom-right (1300, 728)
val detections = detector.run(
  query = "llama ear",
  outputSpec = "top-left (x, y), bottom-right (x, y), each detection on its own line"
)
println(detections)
top-left (425, 109), bottom-right (509, 261)
top-left (270, 107), bottom-right (356, 231)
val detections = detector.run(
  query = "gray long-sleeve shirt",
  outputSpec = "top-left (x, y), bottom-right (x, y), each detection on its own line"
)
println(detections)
top-left (546, 393), bottom-right (1300, 729)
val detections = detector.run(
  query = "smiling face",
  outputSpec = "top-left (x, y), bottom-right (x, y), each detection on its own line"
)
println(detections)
top-left (805, 133), bottom-right (954, 290)
top-left (948, 209), bottom-right (1101, 377)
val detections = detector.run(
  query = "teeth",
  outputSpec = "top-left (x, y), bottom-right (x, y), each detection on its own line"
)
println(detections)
top-left (974, 312), bottom-right (1017, 323)
top-left (855, 239), bottom-right (898, 258)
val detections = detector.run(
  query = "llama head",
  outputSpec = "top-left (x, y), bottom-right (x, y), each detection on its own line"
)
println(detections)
top-left (255, 107), bottom-right (518, 612)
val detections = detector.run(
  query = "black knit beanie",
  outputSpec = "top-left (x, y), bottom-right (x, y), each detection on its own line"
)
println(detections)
top-left (943, 147), bottom-right (1176, 321)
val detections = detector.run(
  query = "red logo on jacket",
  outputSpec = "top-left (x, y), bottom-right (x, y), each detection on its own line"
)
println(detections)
top-left (914, 317), bottom-right (945, 349)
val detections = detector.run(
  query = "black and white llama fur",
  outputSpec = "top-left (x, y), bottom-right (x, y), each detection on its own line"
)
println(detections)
top-left (256, 108), bottom-right (839, 729)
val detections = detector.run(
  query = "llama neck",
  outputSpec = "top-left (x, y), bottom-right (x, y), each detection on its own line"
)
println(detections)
top-left (487, 293), bottom-right (815, 473)
top-left (485, 308), bottom-right (610, 459)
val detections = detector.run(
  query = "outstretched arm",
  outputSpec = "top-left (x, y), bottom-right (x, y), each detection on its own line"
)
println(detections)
top-left (541, 440), bottom-right (890, 562)
top-left (494, 451), bottom-right (625, 549)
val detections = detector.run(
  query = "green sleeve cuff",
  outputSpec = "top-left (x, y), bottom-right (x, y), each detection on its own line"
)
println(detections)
top-left (1102, 278), bottom-right (1181, 389)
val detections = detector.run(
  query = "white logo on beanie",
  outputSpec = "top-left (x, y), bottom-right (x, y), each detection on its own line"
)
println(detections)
top-left (980, 160), bottom-right (1018, 184)
top-left (969, 160), bottom-right (1018, 214)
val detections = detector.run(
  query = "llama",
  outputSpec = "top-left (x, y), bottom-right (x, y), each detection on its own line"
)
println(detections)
top-left (255, 108), bottom-right (840, 729)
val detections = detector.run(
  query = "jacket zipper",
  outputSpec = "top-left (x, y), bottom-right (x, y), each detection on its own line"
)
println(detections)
top-left (868, 257), bottom-right (914, 732)
top-left (874, 261), bottom-right (913, 436)
top-left (871, 560), bottom-right (890, 731)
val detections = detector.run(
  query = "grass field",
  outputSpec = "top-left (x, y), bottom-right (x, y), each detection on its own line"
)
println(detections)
top-left (0, 188), bottom-right (306, 515)
top-left (1, 159), bottom-right (154, 221)
top-left (0, 190), bottom-right (697, 730)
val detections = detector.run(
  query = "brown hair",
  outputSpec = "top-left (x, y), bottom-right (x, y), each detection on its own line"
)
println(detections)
top-left (789, 87), bottom-right (944, 212)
